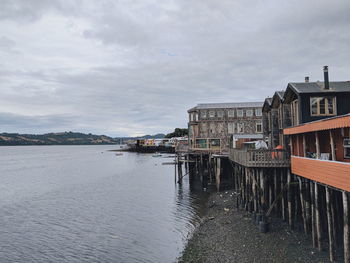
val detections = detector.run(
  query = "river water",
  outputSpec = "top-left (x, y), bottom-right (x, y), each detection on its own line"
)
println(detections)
top-left (0, 145), bottom-right (208, 263)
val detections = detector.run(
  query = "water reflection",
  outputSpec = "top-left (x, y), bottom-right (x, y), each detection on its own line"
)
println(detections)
top-left (0, 146), bottom-right (208, 263)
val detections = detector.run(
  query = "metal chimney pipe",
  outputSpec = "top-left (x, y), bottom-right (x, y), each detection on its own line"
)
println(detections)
top-left (305, 76), bottom-right (309, 83)
top-left (323, 66), bottom-right (329, 90)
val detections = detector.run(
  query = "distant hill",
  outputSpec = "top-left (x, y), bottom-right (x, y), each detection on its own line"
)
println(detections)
top-left (0, 132), bottom-right (118, 146)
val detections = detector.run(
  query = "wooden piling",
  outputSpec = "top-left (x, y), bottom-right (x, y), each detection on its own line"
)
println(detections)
top-left (310, 181), bottom-right (317, 248)
top-left (287, 169), bottom-right (293, 228)
top-left (216, 158), bottom-right (221, 192)
top-left (315, 182), bottom-right (322, 251)
top-left (343, 191), bottom-right (349, 263)
top-left (298, 177), bottom-right (307, 234)
top-left (325, 187), bottom-right (335, 262)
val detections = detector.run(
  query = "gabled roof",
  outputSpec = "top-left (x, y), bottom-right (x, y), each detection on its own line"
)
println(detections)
top-left (288, 81), bottom-right (350, 94)
top-left (191, 102), bottom-right (263, 110)
top-left (262, 97), bottom-right (272, 112)
top-left (271, 91), bottom-right (285, 108)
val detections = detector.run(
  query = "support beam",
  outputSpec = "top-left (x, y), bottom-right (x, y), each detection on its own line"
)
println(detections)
top-left (315, 131), bottom-right (320, 159)
top-left (343, 191), bottom-right (349, 263)
top-left (215, 158), bottom-right (221, 192)
top-left (326, 187), bottom-right (335, 262)
top-left (287, 169), bottom-right (293, 228)
top-left (315, 183), bottom-right (322, 251)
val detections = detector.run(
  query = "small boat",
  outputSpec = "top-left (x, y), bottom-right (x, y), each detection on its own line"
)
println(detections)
top-left (152, 153), bottom-right (162, 157)
top-left (115, 153), bottom-right (123, 156)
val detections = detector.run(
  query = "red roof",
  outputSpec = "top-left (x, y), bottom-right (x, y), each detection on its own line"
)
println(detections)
top-left (284, 114), bottom-right (350, 135)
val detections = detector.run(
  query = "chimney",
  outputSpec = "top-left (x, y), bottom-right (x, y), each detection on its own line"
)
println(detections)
top-left (305, 76), bottom-right (309, 83)
top-left (323, 65), bottom-right (329, 90)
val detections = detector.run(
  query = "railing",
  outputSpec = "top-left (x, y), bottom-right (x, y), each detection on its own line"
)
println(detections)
top-left (229, 149), bottom-right (290, 167)
top-left (175, 144), bottom-right (189, 153)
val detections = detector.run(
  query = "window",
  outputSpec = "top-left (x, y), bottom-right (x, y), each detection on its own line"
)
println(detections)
top-left (256, 123), bottom-right (262, 133)
top-left (201, 111), bottom-right (207, 118)
top-left (255, 108), bottom-right (262, 116)
top-left (344, 139), bottom-right (350, 158)
top-left (228, 109), bottom-right (235, 117)
top-left (237, 109), bottom-right (244, 117)
top-left (217, 110), bottom-right (224, 118)
top-left (310, 97), bottom-right (336, 116)
top-left (246, 109), bottom-right (253, 117)
top-left (237, 123), bottom-right (244, 133)
top-left (209, 110), bottom-right (215, 118)
top-left (195, 113), bottom-right (198, 122)
top-left (228, 122), bottom-right (235, 134)
top-left (209, 123), bottom-right (215, 134)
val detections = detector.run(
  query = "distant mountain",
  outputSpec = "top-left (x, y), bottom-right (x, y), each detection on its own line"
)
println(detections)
top-left (0, 132), bottom-right (118, 146)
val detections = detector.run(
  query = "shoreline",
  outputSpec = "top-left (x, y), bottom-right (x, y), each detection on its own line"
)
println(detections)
top-left (178, 190), bottom-right (331, 263)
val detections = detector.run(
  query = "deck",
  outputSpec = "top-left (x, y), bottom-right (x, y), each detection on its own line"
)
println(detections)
top-left (229, 149), bottom-right (290, 167)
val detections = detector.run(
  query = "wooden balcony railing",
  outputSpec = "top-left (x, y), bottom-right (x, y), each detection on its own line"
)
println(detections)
top-left (229, 149), bottom-right (290, 167)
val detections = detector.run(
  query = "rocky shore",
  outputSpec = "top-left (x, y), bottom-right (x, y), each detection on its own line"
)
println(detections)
top-left (179, 190), bottom-right (331, 263)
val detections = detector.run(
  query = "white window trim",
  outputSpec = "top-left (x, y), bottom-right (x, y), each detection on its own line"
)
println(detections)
top-left (209, 110), bottom-right (215, 118)
top-left (255, 108), bottom-right (262, 117)
top-left (237, 109), bottom-right (244, 117)
top-left (310, 96), bottom-right (337, 116)
top-left (228, 109), bottom-right (235, 117)
top-left (246, 109), bottom-right (253, 117)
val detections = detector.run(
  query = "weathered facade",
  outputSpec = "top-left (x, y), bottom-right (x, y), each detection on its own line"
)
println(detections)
top-left (188, 102), bottom-right (263, 154)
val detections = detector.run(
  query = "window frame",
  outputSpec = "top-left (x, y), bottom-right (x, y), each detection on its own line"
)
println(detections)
top-left (237, 109), bottom-right (244, 117)
top-left (255, 108), bottom-right (262, 117)
top-left (228, 122), bottom-right (235, 134)
top-left (256, 122), bottom-right (262, 133)
top-left (201, 111), bottom-right (207, 118)
top-left (217, 110), bottom-right (224, 118)
top-left (237, 123), bottom-right (244, 133)
top-left (246, 109), bottom-right (253, 117)
top-left (228, 109), bottom-right (235, 117)
top-left (209, 110), bottom-right (215, 118)
top-left (344, 138), bottom-right (350, 159)
top-left (310, 96), bottom-right (336, 116)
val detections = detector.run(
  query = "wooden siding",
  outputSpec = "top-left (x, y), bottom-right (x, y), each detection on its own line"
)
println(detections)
top-left (291, 156), bottom-right (350, 192)
top-left (284, 114), bottom-right (350, 135)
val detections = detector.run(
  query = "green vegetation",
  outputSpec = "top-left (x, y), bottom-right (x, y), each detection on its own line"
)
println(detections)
top-left (0, 132), bottom-right (118, 146)
top-left (165, 128), bottom-right (188, 138)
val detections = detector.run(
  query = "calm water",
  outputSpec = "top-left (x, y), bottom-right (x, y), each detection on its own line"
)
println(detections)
top-left (0, 145), bottom-right (208, 263)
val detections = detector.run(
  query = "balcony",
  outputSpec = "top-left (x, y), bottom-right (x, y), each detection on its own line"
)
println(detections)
top-left (189, 138), bottom-right (222, 154)
top-left (291, 156), bottom-right (350, 192)
top-left (229, 149), bottom-right (290, 167)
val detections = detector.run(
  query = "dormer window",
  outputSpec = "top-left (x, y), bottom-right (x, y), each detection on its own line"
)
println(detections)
top-left (310, 96), bottom-right (336, 116)
top-left (217, 110), bottom-right (224, 118)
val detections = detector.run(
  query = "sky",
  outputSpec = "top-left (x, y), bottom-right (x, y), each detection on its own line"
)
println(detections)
top-left (0, 0), bottom-right (350, 137)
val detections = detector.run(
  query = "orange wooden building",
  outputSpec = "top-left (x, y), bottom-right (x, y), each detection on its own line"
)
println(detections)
top-left (284, 113), bottom-right (350, 192)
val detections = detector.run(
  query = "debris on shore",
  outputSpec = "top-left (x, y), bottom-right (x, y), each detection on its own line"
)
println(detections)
top-left (178, 190), bottom-right (331, 263)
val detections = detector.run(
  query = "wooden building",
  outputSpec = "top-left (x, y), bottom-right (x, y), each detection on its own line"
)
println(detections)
top-left (188, 102), bottom-right (263, 154)
top-left (284, 114), bottom-right (350, 262)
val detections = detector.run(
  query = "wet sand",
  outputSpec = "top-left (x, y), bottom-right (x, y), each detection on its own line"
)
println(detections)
top-left (179, 190), bottom-right (331, 263)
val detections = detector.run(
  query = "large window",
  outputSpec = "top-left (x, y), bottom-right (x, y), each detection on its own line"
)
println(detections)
top-left (237, 123), bottom-right (244, 133)
top-left (310, 97), bottom-right (336, 116)
top-left (228, 109), bottom-right (235, 117)
top-left (201, 111), bottom-right (207, 118)
top-left (217, 110), bottom-right (224, 118)
top-left (255, 108), bottom-right (262, 116)
top-left (256, 122), bottom-right (262, 133)
top-left (246, 109), bottom-right (253, 117)
top-left (228, 122), bottom-right (235, 134)
top-left (209, 110), bottom-right (215, 118)
top-left (237, 109), bottom-right (244, 117)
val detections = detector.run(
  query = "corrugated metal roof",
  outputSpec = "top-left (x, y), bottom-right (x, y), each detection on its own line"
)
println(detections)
top-left (289, 81), bottom-right (350, 94)
top-left (284, 113), bottom-right (350, 135)
top-left (194, 102), bottom-right (263, 109)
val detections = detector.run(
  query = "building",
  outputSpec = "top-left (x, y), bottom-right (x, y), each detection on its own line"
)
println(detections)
top-left (284, 114), bottom-right (350, 262)
top-left (188, 102), bottom-right (264, 154)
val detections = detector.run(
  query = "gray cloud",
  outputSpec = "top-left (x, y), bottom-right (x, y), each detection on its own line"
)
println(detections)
top-left (0, 0), bottom-right (350, 136)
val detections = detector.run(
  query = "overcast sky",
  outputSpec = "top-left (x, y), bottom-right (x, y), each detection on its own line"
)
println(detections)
top-left (0, 0), bottom-right (349, 136)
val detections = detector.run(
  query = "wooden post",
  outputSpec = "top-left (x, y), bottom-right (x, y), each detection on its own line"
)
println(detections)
top-left (298, 177), bottom-right (307, 234)
top-left (287, 169), bottom-right (293, 228)
top-left (216, 158), bottom-right (221, 192)
top-left (302, 134), bottom-right (307, 157)
top-left (343, 191), bottom-right (349, 263)
top-left (252, 169), bottom-right (257, 212)
top-left (315, 183), bottom-right (322, 251)
top-left (330, 130), bottom-right (336, 161)
top-left (311, 181), bottom-right (317, 248)
top-left (326, 187), bottom-right (335, 262)
top-left (274, 168), bottom-right (278, 214)
top-left (281, 169), bottom-right (286, 221)
top-left (315, 131), bottom-right (320, 159)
